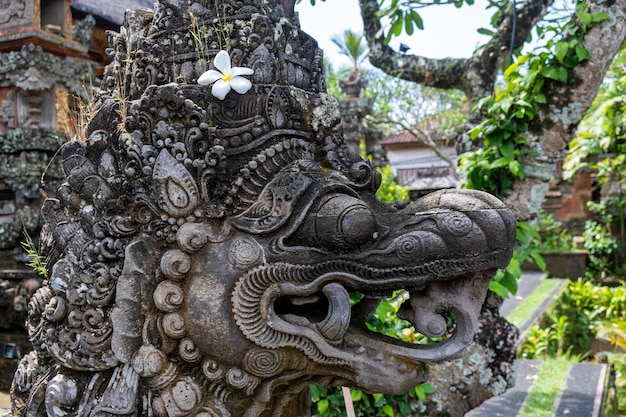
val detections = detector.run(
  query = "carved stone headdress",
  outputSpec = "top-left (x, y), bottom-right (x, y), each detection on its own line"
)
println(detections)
top-left (11, 1), bottom-right (515, 417)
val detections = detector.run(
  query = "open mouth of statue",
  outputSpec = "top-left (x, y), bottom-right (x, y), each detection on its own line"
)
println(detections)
top-left (234, 264), bottom-right (493, 365)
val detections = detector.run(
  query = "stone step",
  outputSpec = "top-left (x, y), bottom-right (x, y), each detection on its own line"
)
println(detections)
top-left (466, 360), bottom-right (609, 417)
top-left (501, 272), bottom-right (568, 336)
top-left (555, 362), bottom-right (608, 417)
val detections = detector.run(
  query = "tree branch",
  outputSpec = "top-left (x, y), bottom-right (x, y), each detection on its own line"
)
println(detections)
top-left (358, 0), bottom-right (553, 99)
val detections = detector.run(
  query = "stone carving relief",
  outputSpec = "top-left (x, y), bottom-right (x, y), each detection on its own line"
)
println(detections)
top-left (11, 1), bottom-right (516, 417)
top-left (0, 90), bottom-right (16, 128)
top-left (72, 14), bottom-right (96, 46)
top-left (0, 45), bottom-right (98, 97)
top-left (0, 0), bottom-right (28, 29)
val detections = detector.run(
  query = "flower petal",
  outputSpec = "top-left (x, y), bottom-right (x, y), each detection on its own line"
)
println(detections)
top-left (213, 50), bottom-right (231, 74)
top-left (231, 66), bottom-right (254, 77)
top-left (229, 77), bottom-right (252, 94)
top-left (197, 69), bottom-right (223, 85)
top-left (211, 79), bottom-right (231, 100)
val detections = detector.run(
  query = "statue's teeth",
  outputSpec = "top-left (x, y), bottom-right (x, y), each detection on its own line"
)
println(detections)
top-left (316, 283), bottom-right (351, 343)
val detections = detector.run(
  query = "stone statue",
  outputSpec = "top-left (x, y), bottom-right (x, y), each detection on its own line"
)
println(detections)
top-left (11, 1), bottom-right (515, 416)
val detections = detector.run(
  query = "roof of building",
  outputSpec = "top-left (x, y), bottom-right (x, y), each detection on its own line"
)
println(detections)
top-left (406, 173), bottom-right (459, 192)
top-left (71, 0), bottom-right (155, 25)
top-left (396, 166), bottom-right (459, 191)
top-left (380, 131), bottom-right (420, 146)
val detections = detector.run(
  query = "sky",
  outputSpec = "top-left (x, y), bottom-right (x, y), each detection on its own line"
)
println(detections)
top-left (295, 0), bottom-right (494, 69)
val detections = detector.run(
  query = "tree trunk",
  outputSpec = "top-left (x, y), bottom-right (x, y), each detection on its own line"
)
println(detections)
top-left (504, 0), bottom-right (626, 221)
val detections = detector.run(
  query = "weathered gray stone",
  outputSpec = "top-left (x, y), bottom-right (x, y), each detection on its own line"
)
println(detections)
top-left (10, 1), bottom-right (516, 416)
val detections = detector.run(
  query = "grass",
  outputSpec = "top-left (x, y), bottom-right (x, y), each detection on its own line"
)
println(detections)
top-left (506, 278), bottom-right (564, 328)
top-left (518, 357), bottom-right (571, 417)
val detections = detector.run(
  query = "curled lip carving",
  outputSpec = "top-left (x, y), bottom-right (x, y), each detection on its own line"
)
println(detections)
top-left (234, 262), bottom-right (497, 364)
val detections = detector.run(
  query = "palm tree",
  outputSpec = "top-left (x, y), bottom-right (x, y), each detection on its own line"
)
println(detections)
top-left (330, 29), bottom-right (368, 79)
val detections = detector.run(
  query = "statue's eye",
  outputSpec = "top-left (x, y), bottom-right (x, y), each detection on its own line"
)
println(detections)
top-left (292, 193), bottom-right (378, 251)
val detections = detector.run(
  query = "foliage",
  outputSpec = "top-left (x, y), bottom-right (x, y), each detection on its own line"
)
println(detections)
top-left (375, 165), bottom-right (410, 204)
top-left (323, 59), bottom-right (351, 98)
top-left (583, 219), bottom-right (620, 277)
top-left (564, 44), bottom-right (626, 278)
top-left (311, 382), bottom-right (435, 417)
top-left (488, 221), bottom-right (545, 298)
top-left (360, 69), bottom-right (467, 173)
top-left (363, 72), bottom-right (467, 140)
top-left (529, 211), bottom-right (574, 253)
top-left (595, 320), bottom-right (626, 415)
top-left (331, 30), bottom-right (369, 76)
top-left (298, 0), bottom-right (480, 44)
top-left (310, 291), bottom-right (437, 416)
top-left (21, 228), bottom-right (48, 279)
top-left (459, 1), bottom-right (607, 196)
top-left (582, 200), bottom-right (623, 278)
top-left (519, 279), bottom-right (626, 360)
top-left (564, 45), bottom-right (626, 183)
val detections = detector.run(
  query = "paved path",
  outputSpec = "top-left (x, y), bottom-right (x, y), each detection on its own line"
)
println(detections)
top-left (500, 271), bottom-right (546, 317)
top-left (467, 360), bottom-right (608, 417)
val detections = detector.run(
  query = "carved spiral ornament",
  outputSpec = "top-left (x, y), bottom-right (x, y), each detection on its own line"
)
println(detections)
top-left (160, 249), bottom-right (192, 280)
top-left (202, 358), bottom-right (225, 382)
top-left (439, 212), bottom-right (474, 237)
top-left (162, 312), bottom-right (186, 339)
top-left (243, 348), bottom-right (286, 378)
top-left (154, 281), bottom-right (185, 312)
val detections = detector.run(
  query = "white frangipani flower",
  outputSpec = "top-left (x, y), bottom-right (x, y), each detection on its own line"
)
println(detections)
top-left (197, 50), bottom-right (253, 100)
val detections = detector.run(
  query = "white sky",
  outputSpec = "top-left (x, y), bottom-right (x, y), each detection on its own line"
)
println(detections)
top-left (296, 0), bottom-right (494, 69)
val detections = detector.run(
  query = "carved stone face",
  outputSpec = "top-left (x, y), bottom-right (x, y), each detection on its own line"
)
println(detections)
top-left (11, 2), bottom-right (515, 417)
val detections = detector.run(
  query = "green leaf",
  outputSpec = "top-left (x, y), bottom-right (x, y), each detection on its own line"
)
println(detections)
top-left (508, 257), bottom-right (522, 277)
top-left (477, 27), bottom-right (494, 36)
top-left (411, 10), bottom-right (424, 30)
top-left (509, 159), bottom-right (523, 177)
top-left (414, 386), bottom-right (425, 402)
top-left (577, 11), bottom-right (592, 26)
top-left (422, 383), bottom-right (437, 394)
top-left (530, 252), bottom-right (547, 271)
top-left (555, 41), bottom-right (569, 63)
top-left (316, 398), bottom-right (329, 415)
top-left (404, 13), bottom-right (414, 35)
top-left (491, 157), bottom-right (513, 169)
top-left (575, 45), bottom-right (591, 62)
top-left (501, 141), bottom-right (515, 159)
top-left (534, 93), bottom-right (547, 104)
top-left (310, 384), bottom-right (322, 401)
top-left (500, 271), bottom-right (519, 295)
top-left (351, 389), bottom-right (362, 402)
top-left (541, 66), bottom-right (568, 83)
top-left (591, 12), bottom-right (609, 23)
top-left (382, 404), bottom-right (395, 417)
top-left (489, 280), bottom-right (509, 297)
top-left (391, 19), bottom-right (403, 36)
